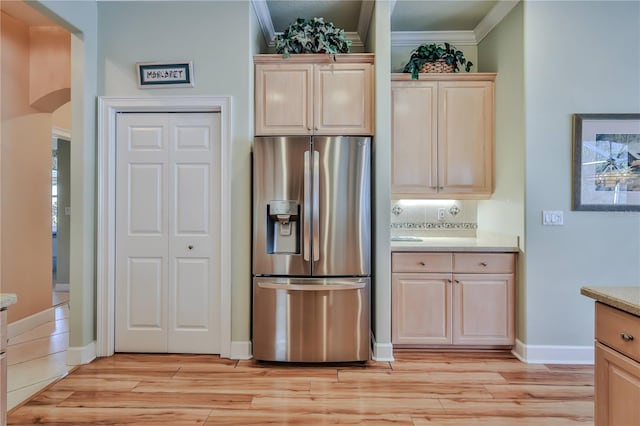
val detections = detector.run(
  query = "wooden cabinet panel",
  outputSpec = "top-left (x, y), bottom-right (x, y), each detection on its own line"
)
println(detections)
top-left (391, 74), bottom-right (495, 199)
top-left (391, 82), bottom-right (437, 195)
top-left (255, 63), bottom-right (313, 135)
top-left (0, 310), bottom-right (5, 353)
top-left (255, 55), bottom-right (374, 136)
top-left (314, 63), bottom-right (373, 135)
top-left (596, 302), bottom-right (640, 361)
top-left (453, 253), bottom-right (514, 274)
top-left (595, 342), bottom-right (640, 426)
top-left (391, 251), bottom-right (515, 347)
top-left (392, 273), bottom-right (452, 345)
top-left (453, 273), bottom-right (515, 345)
top-left (438, 82), bottom-right (493, 195)
top-left (392, 252), bottom-right (452, 273)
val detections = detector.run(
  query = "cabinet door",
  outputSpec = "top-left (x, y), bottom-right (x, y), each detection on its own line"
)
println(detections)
top-left (391, 82), bottom-right (438, 196)
top-left (314, 63), bottom-right (373, 135)
top-left (452, 273), bottom-right (514, 345)
top-left (438, 81), bottom-right (494, 196)
top-left (255, 63), bottom-right (313, 135)
top-left (392, 273), bottom-right (452, 345)
top-left (596, 342), bottom-right (640, 426)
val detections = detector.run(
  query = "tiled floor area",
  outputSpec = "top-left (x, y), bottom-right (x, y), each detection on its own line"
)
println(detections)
top-left (6, 291), bottom-right (72, 410)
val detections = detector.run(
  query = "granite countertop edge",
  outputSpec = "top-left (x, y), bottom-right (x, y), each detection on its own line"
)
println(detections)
top-left (581, 286), bottom-right (640, 317)
top-left (1, 293), bottom-right (17, 309)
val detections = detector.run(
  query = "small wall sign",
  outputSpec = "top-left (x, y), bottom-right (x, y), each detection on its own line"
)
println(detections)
top-left (136, 61), bottom-right (194, 88)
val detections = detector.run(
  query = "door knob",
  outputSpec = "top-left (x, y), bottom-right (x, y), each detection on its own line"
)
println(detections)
top-left (188, 245), bottom-right (194, 250)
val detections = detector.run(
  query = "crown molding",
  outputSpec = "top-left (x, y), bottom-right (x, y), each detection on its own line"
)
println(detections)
top-left (357, 0), bottom-right (374, 46)
top-left (474, 0), bottom-right (520, 43)
top-left (251, 0), bottom-right (275, 46)
top-left (391, 31), bottom-right (477, 47)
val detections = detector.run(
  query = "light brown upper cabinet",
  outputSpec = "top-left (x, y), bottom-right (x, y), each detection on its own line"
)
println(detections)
top-left (254, 54), bottom-right (374, 136)
top-left (391, 73), bottom-right (496, 199)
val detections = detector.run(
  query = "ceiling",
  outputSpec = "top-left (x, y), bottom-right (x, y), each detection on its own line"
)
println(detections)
top-left (256, 0), bottom-right (519, 47)
top-left (2, 0), bottom-right (518, 47)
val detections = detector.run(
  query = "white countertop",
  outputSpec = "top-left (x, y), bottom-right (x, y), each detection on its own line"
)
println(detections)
top-left (1, 293), bottom-right (17, 309)
top-left (391, 233), bottom-right (520, 252)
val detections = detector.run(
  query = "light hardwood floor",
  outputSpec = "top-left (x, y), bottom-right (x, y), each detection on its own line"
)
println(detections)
top-left (6, 292), bottom-right (72, 410)
top-left (7, 349), bottom-right (594, 425)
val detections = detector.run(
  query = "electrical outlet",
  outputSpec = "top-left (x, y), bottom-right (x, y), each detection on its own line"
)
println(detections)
top-left (542, 210), bottom-right (564, 226)
top-left (437, 208), bottom-right (446, 221)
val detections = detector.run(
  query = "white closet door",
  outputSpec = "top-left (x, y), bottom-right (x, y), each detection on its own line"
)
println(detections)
top-left (115, 112), bottom-right (220, 354)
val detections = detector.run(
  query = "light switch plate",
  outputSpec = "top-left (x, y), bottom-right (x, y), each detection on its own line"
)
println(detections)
top-left (542, 210), bottom-right (563, 225)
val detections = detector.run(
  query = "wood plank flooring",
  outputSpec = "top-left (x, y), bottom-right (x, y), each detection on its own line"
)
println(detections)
top-left (7, 350), bottom-right (594, 425)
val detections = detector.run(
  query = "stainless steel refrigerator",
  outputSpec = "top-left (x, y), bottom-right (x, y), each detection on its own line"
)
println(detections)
top-left (252, 136), bottom-right (371, 362)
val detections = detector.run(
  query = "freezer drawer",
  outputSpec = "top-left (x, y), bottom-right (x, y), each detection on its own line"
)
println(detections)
top-left (252, 277), bottom-right (370, 362)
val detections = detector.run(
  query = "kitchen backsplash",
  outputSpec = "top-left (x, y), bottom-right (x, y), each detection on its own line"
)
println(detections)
top-left (390, 200), bottom-right (477, 237)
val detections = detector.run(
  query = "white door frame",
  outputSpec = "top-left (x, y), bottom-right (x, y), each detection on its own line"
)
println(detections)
top-left (97, 96), bottom-right (232, 358)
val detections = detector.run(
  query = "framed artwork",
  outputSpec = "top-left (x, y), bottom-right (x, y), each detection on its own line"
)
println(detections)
top-left (573, 113), bottom-right (640, 211)
top-left (136, 61), bottom-right (194, 88)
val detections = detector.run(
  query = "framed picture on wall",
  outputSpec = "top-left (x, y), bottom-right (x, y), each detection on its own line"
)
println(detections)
top-left (136, 61), bottom-right (194, 88)
top-left (572, 113), bottom-right (640, 211)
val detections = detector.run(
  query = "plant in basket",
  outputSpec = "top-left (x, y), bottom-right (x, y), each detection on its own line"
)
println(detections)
top-left (402, 42), bottom-right (473, 79)
top-left (274, 17), bottom-right (352, 59)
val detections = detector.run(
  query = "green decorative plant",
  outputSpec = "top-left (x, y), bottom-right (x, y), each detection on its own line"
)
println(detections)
top-left (403, 42), bottom-right (473, 79)
top-left (274, 17), bottom-right (352, 58)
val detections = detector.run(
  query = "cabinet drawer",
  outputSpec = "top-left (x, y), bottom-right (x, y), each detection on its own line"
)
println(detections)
top-left (392, 253), bottom-right (452, 273)
top-left (0, 309), bottom-right (6, 353)
top-left (596, 302), bottom-right (640, 362)
top-left (453, 253), bottom-right (514, 273)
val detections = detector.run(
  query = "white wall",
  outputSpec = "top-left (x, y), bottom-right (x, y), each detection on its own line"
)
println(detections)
top-left (476, 3), bottom-right (526, 338)
top-left (35, 0), bottom-right (98, 351)
top-left (523, 1), bottom-right (640, 347)
top-left (97, 1), bottom-right (254, 346)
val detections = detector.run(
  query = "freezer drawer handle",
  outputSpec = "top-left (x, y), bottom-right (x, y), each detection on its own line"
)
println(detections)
top-left (257, 282), bottom-right (366, 291)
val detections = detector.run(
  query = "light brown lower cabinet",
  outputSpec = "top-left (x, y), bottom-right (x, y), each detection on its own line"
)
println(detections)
top-left (1, 308), bottom-right (6, 426)
top-left (392, 252), bottom-right (515, 347)
top-left (594, 302), bottom-right (640, 425)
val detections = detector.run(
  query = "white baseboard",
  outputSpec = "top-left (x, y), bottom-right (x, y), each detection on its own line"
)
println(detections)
top-left (230, 340), bottom-right (252, 359)
top-left (7, 307), bottom-right (55, 339)
top-left (371, 336), bottom-right (394, 362)
top-left (512, 338), bottom-right (594, 364)
top-left (54, 283), bottom-right (70, 292)
top-left (67, 341), bottom-right (96, 365)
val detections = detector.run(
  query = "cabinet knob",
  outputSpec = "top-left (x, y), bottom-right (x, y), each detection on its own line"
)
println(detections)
top-left (455, 279), bottom-right (460, 284)
top-left (480, 262), bottom-right (488, 267)
top-left (418, 261), bottom-right (426, 266)
top-left (188, 245), bottom-right (194, 250)
top-left (621, 332), bottom-right (635, 342)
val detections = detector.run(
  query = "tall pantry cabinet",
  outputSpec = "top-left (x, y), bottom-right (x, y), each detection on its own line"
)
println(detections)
top-left (391, 73), bottom-right (496, 199)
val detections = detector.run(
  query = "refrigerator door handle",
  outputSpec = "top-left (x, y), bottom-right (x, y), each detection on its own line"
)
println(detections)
top-left (257, 282), bottom-right (366, 291)
top-left (312, 150), bottom-right (320, 262)
top-left (303, 151), bottom-right (311, 261)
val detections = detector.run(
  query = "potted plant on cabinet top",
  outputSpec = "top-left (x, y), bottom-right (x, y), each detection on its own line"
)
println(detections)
top-left (274, 17), bottom-right (352, 58)
top-left (403, 42), bottom-right (473, 79)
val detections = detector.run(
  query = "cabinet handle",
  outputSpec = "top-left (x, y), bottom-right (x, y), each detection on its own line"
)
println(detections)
top-left (455, 279), bottom-right (460, 284)
top-left (620, 332), bottom-right (635, 342)
top-left (418, 261), bottom-right (426, 266)
top-left (447, 279), bottom-right (452, 283)
top-left (480, 262), bottom-right (488, 267)
top-left (438, 186), bottom-right (444, 190)
top-left (431, 186), bottom-right (437, 190)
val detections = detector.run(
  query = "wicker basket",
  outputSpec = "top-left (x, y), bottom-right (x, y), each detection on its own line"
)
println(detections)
top-left (420, 60), bottom-right (454, 73)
